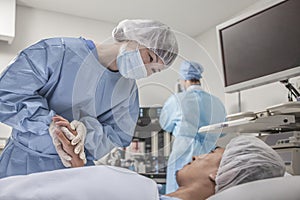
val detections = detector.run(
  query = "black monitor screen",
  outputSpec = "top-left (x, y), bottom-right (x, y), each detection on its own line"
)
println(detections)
top-left (219, 0), bottom-right (300, 88)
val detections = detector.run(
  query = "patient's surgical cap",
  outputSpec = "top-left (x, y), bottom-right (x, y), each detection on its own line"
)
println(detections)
top-left (179, 61), bottom-right (204, 80)
top-left (215, 136), bottom-right (285, 193)
top-left (112, 19), bottom-right (178, 67)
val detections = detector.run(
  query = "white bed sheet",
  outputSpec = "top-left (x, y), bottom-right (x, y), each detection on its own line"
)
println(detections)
top-left (0, 166), bottom-right (160, 200)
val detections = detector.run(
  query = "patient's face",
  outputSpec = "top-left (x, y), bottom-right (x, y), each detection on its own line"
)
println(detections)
top-left (176, 148), bottom-right (225, 189)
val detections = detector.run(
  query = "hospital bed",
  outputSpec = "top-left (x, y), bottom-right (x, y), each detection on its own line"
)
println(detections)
top-left (1, 102), bottom-right (299, 199)
top-left (0, 165), bottom-right (299, 200)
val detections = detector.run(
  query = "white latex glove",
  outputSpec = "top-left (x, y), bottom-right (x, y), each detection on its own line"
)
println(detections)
top-left (49, 121), bottom-right (72, 167)
top-left (61, 120), bottom-right (87, 164)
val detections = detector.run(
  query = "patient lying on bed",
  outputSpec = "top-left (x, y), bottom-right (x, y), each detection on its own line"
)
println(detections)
top-left (0, 135), bottom-right (285, 200)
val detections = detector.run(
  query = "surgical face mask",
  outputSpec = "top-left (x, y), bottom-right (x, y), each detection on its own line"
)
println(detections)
top-left (117, 44), bottom-right (147, 79)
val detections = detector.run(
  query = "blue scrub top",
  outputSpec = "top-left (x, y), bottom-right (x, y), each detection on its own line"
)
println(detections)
top-left (159, 85), bottom-right (226, 193)
top-left (0, 37), bottom-right (139, 178)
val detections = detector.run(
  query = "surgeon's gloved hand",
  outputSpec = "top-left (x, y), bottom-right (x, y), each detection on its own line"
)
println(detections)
top-left (61, 120), bottom-right (87, 164)
top-left (49, 121), bottom-right (72, 167)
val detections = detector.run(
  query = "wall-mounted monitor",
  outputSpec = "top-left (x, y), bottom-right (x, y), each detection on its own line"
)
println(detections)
top-left (217, 0), bottom-right (300, 93)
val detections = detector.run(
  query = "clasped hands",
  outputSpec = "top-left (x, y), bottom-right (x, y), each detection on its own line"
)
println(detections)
top-left (49, 115), bottom-right (87, 167)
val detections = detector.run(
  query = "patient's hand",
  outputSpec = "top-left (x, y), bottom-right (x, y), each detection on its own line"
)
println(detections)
top-left (52, 115), bottom-right (84, 168)
top-left (56, 129), bottom-right (84, 167)
top-left (53, 115), bottom-right (87, 164)
top-left (53, 115), bottom-right (78, 139)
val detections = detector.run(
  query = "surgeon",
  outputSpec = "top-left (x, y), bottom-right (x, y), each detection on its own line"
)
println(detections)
top-left (159, 60), bottom-right (226, 193)
top-left (0, 19), bottom-right (178, 178)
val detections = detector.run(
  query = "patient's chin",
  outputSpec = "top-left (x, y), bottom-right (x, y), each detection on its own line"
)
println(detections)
top-left (175, 170), bottom-right (183, 186)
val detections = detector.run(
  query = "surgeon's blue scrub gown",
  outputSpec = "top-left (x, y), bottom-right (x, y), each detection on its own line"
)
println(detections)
top-left (0, 37), bottom-right (139, 178)
top-left (159, 85), bottom-right (226, 193)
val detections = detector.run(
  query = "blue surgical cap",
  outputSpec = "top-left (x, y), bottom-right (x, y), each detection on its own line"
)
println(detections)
top-left (179, 61), bottom-right (204, 80)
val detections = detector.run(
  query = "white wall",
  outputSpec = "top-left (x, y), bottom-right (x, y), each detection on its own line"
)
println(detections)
top-left (0, 6), bottom-right (115, 69)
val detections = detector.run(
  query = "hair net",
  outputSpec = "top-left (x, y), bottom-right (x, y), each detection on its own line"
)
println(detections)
top-left (112, 19), bottom-right (178, 67)
top-left (215, 135), bottom-right (285, 193)
top-left (179, 60), bottom-right (204, 80)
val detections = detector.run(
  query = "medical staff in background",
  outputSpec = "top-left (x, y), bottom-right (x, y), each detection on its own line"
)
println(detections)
top-left (159, 60), bottom-right (226, 193)
top-left (0, 19), bottom-right (178, 178)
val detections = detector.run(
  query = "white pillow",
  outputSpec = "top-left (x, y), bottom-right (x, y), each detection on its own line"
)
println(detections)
top-left (0, 166), bottom-right (160, 200)
top-left (208, 176), bottom-right (300, 200)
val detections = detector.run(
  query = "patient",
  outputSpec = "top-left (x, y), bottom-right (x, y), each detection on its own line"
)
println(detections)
top-left (0, 135), bottom-right (285, 200)
top-left (161, 135), bottom-right (285, 199)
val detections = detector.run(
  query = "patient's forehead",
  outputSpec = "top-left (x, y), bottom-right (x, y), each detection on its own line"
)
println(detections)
top-left (214, 147), bottom-right (225, 154)
top-left (215, 148), bottom-right (225, 158)
top-left (216, 147), bottom-right (225, 151)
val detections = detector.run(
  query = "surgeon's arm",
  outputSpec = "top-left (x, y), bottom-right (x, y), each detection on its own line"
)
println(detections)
top-left (0, 40), bottom-right (64, 135)
top-left (83, 88), bottom-right (139, 160)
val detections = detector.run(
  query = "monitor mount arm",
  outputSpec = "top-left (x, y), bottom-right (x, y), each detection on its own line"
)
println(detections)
top-left (280, 79), bottom-right (300, 100)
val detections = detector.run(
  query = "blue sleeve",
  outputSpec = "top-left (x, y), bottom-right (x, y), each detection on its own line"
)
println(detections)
top-left (159, 94), bottom-right (182, 133)
top-left (84, 88), bottom-right (139, 160)
top-left (0, 40), bottom-right (63, 134)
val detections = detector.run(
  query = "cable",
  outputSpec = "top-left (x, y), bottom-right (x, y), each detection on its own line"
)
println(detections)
top-left (280, 79), bottom-right (300, 101)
